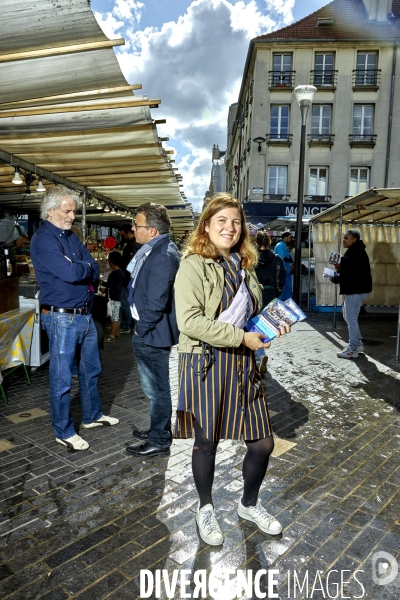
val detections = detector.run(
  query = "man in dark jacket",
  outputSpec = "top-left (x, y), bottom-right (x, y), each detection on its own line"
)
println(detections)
top-left (125, 203), bottom-right (179, 458)
top-left (331, 229), bottom-right (372, 359)
top-left (31, 186), bottom-right (119, 451)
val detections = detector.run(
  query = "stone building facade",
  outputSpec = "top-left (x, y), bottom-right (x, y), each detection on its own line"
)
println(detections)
top-left (225, 0), bottom-right (400, 223)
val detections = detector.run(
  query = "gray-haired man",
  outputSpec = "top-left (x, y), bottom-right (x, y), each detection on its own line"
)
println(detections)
top-left (31, 186), bottom-right (119, 450)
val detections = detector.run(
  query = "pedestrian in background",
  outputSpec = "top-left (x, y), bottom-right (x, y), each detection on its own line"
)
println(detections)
top-left (105, 250), bottom-right (125, 342)
top-left (174, 193), bottom-right (283, 547)
top-left (254, 231), bottom-right (286, 374)
top-left (330, 229), bottom-right (372, 359)
top-left (118, 224), bottom-right (142, 333)
top-left (274, 231), bottom-right (293, 300)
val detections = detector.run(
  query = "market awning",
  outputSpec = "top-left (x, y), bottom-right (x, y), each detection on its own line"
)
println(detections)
top-left (0, 0), bottom-right (192, 234)
top-left (310, 188), bottom-right (400, 224)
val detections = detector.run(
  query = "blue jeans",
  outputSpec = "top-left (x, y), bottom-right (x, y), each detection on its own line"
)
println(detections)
top-left (343, 293), bottom-right (369, 350)
top-left (132, 333), bottom-right (172, 448)
top-left (41, 312), bottom-right (103, 439)
top-left (120, 285), bottom-right (131, 330)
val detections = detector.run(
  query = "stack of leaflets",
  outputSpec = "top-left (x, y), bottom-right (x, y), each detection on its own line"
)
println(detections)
top-left (246, 298), bottom-right (306, 342)
top-left (323, 267), bottom-right (336, 278)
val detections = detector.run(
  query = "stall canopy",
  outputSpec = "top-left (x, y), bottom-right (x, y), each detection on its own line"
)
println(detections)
top-left (0, 0), bottom-right (193, 235)
top-left (310, 188), bottom-right (400, 359)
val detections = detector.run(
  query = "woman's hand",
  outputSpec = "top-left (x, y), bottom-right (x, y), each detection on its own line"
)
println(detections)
top-left (279, 323), bottom-right (291, 334)
top-left (243, 332), bottom-right (272, 350)
top-left (333, 261), bottom-right (340, 272)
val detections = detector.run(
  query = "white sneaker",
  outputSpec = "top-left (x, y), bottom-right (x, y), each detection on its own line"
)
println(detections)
top-left (337, 347), bottom-right (359, 359)
top-left (238, 498), bottom-right (282, 535)
top-left (81, 415), bottom-right (120, 429)
top-left (56, 434), bottom-right (89, 451)
top-left (196, 503), bottom-right (224, 546)
top-left (356, 343), bottom-right (365, 353)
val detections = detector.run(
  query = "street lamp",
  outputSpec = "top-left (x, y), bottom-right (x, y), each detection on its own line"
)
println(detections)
top-left (293, 84), bottom-right (316, 305)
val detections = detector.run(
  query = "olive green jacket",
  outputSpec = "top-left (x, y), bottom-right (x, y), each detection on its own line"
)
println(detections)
top-left (174, 253), bottom-right (263, 354)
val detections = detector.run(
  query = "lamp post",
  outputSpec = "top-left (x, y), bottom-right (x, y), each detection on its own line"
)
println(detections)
top-left (293, 84), bottom-right (316, 305)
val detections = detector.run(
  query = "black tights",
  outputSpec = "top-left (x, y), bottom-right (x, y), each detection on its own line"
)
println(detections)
top-left (192, 420), bottom-right (274, 508)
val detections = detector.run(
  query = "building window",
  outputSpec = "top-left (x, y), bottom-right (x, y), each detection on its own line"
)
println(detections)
top-left (353, 105), bottom-right (374, 138)
top-left (355, 52), bottom-right (378, 85)
top-left (314, 53), bottom-right (334, 85)
top-left (349, 167), bottom-right (370, 196)
top-left (309, 167), bottom-right (328, 197)
top-left (270, 106), bottom-right (289, 139)
top-left (272, 54), bottom-right (292, 85)
top-left (311, 105), bottom-right (331, 136)
top-left (268, 166), bottom-right (287, 195)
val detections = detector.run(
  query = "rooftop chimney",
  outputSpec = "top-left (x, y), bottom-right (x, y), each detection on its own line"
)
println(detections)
top-left (362, 0), bottom-right (392, 21)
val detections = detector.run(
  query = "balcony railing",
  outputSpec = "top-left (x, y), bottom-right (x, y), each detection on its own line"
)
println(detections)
top-left (352, 69), bottom-right (381, 88)
top-left (304, 195), bottom-right (332, 202)
top-left (268, 71), bottom-right (296, 88)
top-left (307, 134), bottom-right (334, 146)
top-left (310, 70), bottom-right (338, 87)
top-left (266, 133), bottom-right (293, 145)
top-left (349, 134), bottom-right (376, 147)
top-left (263, 194), bottom-right (291, 201)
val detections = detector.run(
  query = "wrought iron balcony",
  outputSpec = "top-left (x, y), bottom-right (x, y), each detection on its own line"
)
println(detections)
top-left (263, 194), bottom-right (291, 201)
top-left (349, 134), bottom-right (376, 147)
top-left (304, 195), bottom-right (332, 202)
top-left (310, 70), bottom-right (338, 87)
top-left (307, 134), bottom-right (334, 146)
top-left (352, 69), bottom-right (381, 89)
top-left (268, 71), bottom-right (296, 88)
top-left (266, 133), bottom-right (293, 145)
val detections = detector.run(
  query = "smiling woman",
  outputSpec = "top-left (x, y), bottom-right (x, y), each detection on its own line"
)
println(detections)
top-left (173, 193), bottom-right (284, 546)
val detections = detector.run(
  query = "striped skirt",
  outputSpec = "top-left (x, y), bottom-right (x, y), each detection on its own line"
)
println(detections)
top-left (175, 345), bottom-right (272, 442)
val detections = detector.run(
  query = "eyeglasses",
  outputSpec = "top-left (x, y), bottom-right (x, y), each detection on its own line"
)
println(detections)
top-left (132, 221), bottom-right (151, 229)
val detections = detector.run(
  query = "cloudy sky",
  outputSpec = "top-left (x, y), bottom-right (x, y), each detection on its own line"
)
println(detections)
top-left (91, 0), bottom-right (328, 210)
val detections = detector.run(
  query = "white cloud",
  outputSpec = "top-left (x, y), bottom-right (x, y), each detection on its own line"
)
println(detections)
top-left (94, 0), bottom-right (294, 210)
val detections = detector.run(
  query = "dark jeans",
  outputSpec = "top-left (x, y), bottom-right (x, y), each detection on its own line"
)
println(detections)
top-left (132, 333), bottom-right (172, 447)
top-left (41, 312), bottom-right (103, 439)
top-left (120, 285), bottom-right (131, 330)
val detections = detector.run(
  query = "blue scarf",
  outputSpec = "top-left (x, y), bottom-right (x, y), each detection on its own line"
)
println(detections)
top-left (127, 233), bottom-right (169, 306)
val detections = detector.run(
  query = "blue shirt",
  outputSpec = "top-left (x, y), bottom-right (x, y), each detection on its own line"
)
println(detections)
top-left (30, 220), bottom-right (99, 308)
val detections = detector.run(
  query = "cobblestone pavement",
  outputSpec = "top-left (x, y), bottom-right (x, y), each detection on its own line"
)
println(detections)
top-left (0, 313), bottom-right (399, 600)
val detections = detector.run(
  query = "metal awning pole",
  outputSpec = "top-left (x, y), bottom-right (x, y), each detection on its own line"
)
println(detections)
top-left (308, 220), bottom-right (311, 312)
top-left (81, 189), bottom-right (87, 242)
top-left (396, 295), bottom-right (400, 362)
top-left (333, 206), bottom-right (343, 328)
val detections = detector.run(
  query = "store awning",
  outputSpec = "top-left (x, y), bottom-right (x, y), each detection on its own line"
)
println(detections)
top-left (0, 0), bottom-right (192, 234)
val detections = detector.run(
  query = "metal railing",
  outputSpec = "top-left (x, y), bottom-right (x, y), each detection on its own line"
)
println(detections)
top-left (352, 69), bottom-right (381, 87)
top-left (263, 194), bottom-right (291, 201)
top-left (304, 195), bottom-right (332, 202)
top-left (307, 133), bottom-right (334, 143)
top-left (310, 70), bottom-right (338, 86)
top-left (266, 133), bottom-right (293, 143)
top-left (349, 134), bottom-right (377, 144)
top-left (268, 71), bottom-right (296, 87)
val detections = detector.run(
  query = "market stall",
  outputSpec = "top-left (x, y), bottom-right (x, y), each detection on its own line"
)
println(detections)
top-left (309, 188), bottom-right (400, 360)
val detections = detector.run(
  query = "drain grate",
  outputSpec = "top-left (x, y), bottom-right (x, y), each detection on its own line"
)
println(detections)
top-left (362, 339), bottom-right (385, 347)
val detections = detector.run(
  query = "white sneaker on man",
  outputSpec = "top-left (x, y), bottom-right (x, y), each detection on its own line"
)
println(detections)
top-left (337, 346), bottom-right (359, 359)
top-left (238, 498), bottom-right (282, 535)
top-left (196, 503), bottom-right (224, 546)
top-left (81, 415), bottom-right (119, 429)
top-left (356, 343), bottom-right (365, 353)
top-left (56, 434), bottom-right (89, 451)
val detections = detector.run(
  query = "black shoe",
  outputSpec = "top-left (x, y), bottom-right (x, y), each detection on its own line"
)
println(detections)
top-left (132, 429), bottom-right (150, 440)
top-left (126, 441), bottom-right (170, 457)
